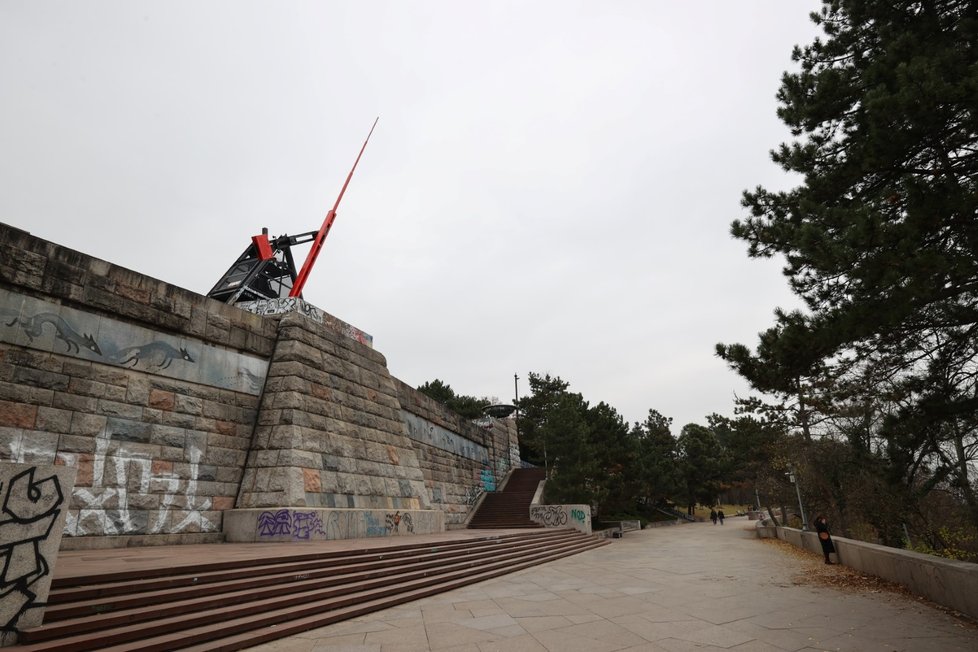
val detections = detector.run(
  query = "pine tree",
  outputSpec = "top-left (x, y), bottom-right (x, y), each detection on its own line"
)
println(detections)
top-left (718, 0), bottom-right (978, 528)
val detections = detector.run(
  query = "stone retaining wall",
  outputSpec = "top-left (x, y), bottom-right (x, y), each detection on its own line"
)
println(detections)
top-left (394, 379), bottom-right (519, 528)
top-left (0, 223), bottom-right (521, 547)
top-left (234, 312), bottom-right (431, 513)
top-left (0, 224), bottom-right (274, 546)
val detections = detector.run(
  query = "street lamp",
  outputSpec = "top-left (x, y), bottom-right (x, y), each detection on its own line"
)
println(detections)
top-left (482, 403), bottom-right (517, 489)
top-left (786, 469), bottom-right (808, 530)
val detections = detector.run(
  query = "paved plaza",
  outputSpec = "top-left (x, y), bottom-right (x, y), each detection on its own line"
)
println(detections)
top-left (243, 517), bottom-right (978, 652)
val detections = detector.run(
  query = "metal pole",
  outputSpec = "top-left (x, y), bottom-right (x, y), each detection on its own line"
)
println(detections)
top-left (290, 117), bottom-right (378, 297)
top-left (791, 472), bottom-right (808, 530)
top-left (513, 374), bottom-right (520, 441)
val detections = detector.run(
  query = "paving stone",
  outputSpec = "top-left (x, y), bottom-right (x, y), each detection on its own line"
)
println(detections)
top-left (237, 521), bottom-right (978, 652)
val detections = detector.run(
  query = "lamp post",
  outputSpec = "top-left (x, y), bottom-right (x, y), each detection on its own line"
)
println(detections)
top-left (786, 469), bottom-right (808, 530)
top-left (482, 402), bottom-right (517, 490)
top-left (513, 374), bottom-right (521, 443)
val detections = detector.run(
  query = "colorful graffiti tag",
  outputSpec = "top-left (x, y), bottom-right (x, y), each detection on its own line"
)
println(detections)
top-left (480, 468), bottom-right (496, 492)
top-left (257, 509), bottom-right (326, 540)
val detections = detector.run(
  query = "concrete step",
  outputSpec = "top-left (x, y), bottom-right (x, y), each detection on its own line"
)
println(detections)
top-left (12, 530), bottom-right (607, 652)
top-left (467, 482), bottom-right (543, 529)
top-left (38, 532), bottom-right (578, 628)
top-left (45, 530), bottom-right (573, 617)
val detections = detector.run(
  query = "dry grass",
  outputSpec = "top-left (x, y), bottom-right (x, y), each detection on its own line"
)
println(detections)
top-left (758, 534), bottom-right (978, 629)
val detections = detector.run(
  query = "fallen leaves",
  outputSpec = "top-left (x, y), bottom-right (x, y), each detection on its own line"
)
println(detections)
top-left (759, 536), bottom-right (978, 629)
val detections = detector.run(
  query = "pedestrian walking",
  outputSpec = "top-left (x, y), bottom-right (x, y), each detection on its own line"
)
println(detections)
top-left (710, 508), bottom-right (718, 525)
top-left (814, 515), bottom-right (836, 564)
top-left (717, 509), bottom-right (725, 525)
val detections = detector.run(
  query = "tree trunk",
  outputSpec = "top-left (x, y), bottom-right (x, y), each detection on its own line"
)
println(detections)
top-left (951, 427), bottom-right (978, 530)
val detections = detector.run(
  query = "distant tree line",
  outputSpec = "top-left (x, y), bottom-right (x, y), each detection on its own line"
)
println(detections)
top-left (416, 379), bottom-right (493, 420)
top-left (422, 371), bottom-right (739, 523)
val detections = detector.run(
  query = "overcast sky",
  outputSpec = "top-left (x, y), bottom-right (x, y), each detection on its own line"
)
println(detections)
top-left (1, 1), bottom-right (822, 433)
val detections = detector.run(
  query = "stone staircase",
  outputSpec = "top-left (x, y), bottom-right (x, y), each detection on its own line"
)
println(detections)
top-left (467, 468), bottom-right (546, 529)
top-left (11, 529), bottom-right (607, 651)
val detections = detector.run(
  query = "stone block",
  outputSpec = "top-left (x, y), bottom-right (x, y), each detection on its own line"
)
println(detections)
top-left (51, 391), bottom-right (98, 413)
top-left (125, 377), bottom-right (151, 404)
top-left (93, 399), bottom-right (140, 420)
top-left (57, 434), bottom-right (97, 454)
top-left (148, 389), bottom-right (175, 410)
top-left (335, 473), bottom-right (357, 495)
top-left (106, 417), bottom-right (152, 444)
top-left (12, 367), bottom-right (69, 392)
top-left (67, 377), bottom-right (108, 398)
top-left (67, 412), bottom-right (107, 436)
top-left (91, 367), bottom-right (129, 386)
top-left (0, 400), bottom-right (37, 428)
top-left (0, 380), bottom-right (35, 403)
top-left (162, 411), bottom-right (196, 429)
top-left (149, 424), bottom-right (187, 448)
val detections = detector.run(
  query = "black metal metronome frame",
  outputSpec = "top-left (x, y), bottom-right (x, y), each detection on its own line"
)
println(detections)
top-left (207, 118), bottom-right (379, 307)
top-left (206, 229), bottom-right (316, 305)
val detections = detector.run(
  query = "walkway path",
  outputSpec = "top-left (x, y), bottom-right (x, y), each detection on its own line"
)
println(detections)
top-left (243, 517), bottom-right (978, 651)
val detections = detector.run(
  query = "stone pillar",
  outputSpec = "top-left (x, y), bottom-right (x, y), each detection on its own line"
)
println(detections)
top-left (0, 463), bottom-right (75, 646)
top-left (227, 311), bottom-right (442, 542)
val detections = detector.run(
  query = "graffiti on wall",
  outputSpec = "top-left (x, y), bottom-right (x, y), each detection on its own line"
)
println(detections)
top-left (364, 513), bottom-right (387, 537)
top-left (0, 467), bottom-right (64, 636)
top-left (238, 298), bottom-right (323, 322)
top-left (55, 418), bottom-right (216, 537)
top-left (257, 510), bottom-right (326, 540)
top-left (0, 289), bottom-right (268, 395)
top-left (5, 312), bottom-right (101, 356)
top-left (385, 511), bottom-right (414, 534)
top-left (2, 425), bottom-right (213, 538)
top-left (480, 468), bottom-right (496, 492)
top-left (254, 510), bottom-right (420, 540)
top-left (237, 298), bottom-right (374, 348)
top-left (530, 505), bottom-right (568, 527)
top-left (463, 485), bottom-right (483, 507)
top-left (401, 413), bottom-right (488, 464)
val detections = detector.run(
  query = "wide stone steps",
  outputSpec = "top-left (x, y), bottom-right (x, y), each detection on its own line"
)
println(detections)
top-left (467, 467), bottom-right (547, 529)
top-left (501, 468), bottom-right (546, 492)
top-left (13, 530), bottom-right (607, 651)
top-left (467, 493), bottom-right (541, 528)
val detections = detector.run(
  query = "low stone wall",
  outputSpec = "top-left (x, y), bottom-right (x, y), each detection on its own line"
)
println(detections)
top-left (223, 507), bottom-right (444, 543)
top-left (527, 480), bottom-right (591, 535)
top-left (644, 519), bottom-right (683, 529)
top-left (766, 525), bottom-right (978, 622)
top-left (528, 503), bottom-right (591, 534)
top-left (0, 462), bottom-right (75, 645)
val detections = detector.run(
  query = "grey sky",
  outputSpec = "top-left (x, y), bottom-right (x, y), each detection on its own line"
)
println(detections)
top-left (1, 1), bottom-right (820, 432)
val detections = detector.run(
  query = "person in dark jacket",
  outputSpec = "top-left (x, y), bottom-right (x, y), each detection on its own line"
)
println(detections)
top-left (814, 515), bottom-right (835, 564)
top-left (717, 509), bottom-right (725, 525)
top-left (710, 508), bottom-right (718, 525)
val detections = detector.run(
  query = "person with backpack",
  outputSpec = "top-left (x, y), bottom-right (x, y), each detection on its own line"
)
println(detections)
top-left (814, 515), bottom-right (836, 564)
